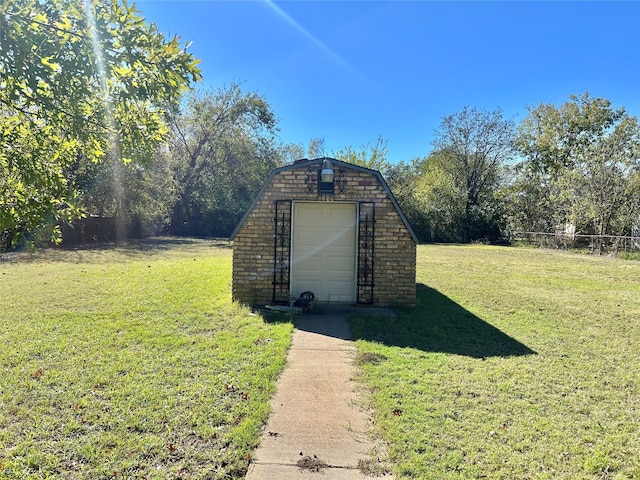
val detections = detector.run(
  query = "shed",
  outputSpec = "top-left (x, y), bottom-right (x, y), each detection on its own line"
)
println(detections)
top-left (230, 158), bottom-right (417, 307)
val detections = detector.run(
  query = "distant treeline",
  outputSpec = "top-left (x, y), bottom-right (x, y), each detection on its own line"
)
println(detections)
top-left (2, 1), bottom-right (638, 253)
top-left (6, 86), bottom-right (640, 251)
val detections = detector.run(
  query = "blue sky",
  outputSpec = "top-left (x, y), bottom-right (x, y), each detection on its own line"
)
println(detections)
top-left (136, 1), bottom-right (640, 163)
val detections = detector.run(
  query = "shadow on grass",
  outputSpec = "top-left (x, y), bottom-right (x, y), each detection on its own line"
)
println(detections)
top-left (350, 284), bottom-right (536, 359)
top-left (261, 311), bottom-right (297, 325)
top-left (1, 237), bottom-right (231, 264)
top-left (57, 237), bottom-right (232, 253)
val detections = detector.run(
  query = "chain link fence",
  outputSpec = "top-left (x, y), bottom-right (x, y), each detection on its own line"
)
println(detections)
top-left (512, 232), bottom-right (640, 257)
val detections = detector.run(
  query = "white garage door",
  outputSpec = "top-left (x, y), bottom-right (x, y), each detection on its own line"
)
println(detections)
top-left (291, 202), bottom-right (356, 303)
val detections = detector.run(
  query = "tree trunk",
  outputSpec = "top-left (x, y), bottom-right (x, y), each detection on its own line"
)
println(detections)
top-left (462, 200), bottom-right (472, 243)
top-left (170, 198), bottom-right (187, 236)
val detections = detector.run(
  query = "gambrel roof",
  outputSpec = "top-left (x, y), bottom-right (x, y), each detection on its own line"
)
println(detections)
top-left (230, 157), bottom-right (418, 242)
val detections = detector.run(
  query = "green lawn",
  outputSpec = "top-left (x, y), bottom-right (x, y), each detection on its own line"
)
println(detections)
top-left (0, 239), bottom-right (292, 479)
top-left (351, 245), bottom-right (640, 479)
top-left (2, 241), bottom-right (639, 479)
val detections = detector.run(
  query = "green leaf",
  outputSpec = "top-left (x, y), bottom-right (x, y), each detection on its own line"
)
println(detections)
top-left (40, 56), bottom-right (60, 72)
top-left (33, 12), bottom-right (47, 24)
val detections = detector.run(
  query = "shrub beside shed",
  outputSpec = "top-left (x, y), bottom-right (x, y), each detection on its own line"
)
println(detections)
top-left (230, 158), bottom-right (417, 307)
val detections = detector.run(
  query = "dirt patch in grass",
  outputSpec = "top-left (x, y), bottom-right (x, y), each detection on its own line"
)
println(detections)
top-left (357, 456), bottom-right (393, 476)
top-left (356, 352), bottom-right (388, 366)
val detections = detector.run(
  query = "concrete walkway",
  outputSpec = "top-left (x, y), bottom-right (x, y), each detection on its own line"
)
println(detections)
top-left (246, 307), bottom-right (392, 479)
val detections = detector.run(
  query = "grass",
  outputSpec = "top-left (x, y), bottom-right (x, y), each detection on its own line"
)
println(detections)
top-left (0, 238), bottom-right (293, 479)
top-left (351, 245), bottom-right (640, 479)
top-left (3, 240), bottom-right (639, 479)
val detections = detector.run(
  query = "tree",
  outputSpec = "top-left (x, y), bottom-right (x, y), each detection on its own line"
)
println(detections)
top-left (64, 149), bottom-right (176, 238)
top-left (432, 107), bottom-right (515, 242)
top-left (385, 159), bottom-right (431, 241)
top-left (276, 142), bottom-right (306, 165)
top-left (500, 161), bottom-right (559, 234)
top-left (386, 155), bottom-right (463, 242)
top-left (307, 138), bottom-right (326, 159)
top-left (168, 84), bottom-right (280, 237)
top-left (332, 135), bottom-right (390, 172)
top-left (1, 111), bottom-right (84, 248)
top-left (515, 93), bottom-right (640, 249)
top-left (0, 0), bottom-right (201, 249)
top-left (414, 152), bottom-right (467, 242)
top-left (577, 113), bottom-right (640, 239)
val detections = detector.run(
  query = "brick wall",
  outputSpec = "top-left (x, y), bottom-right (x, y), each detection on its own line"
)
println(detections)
top-left (232, 161), bottom-right (416, 306)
